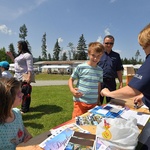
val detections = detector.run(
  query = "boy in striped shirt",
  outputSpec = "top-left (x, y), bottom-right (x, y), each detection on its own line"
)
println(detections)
top-left (68, 42), bottom-right (104, 118)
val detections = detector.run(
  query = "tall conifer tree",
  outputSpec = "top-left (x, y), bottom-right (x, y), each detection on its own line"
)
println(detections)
top-left (76, 34), bottom-right (87, 60)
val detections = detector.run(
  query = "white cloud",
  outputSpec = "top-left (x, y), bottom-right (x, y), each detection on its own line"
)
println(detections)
top-left (104, 28), bottom-right (111, 35)
top-left (58, 37), bottom-right (63, 43)
top-left (0, 24), bottom-right (13, 35)
top-left (96, 28), bottom-right (111, 43)
top-left (97, 36), bottom-right (103, 43)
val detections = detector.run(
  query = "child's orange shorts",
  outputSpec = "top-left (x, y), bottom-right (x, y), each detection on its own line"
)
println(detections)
top-left (72, 101), bottom-right (97, 118)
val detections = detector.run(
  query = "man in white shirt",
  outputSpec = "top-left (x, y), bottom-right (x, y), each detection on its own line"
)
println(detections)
top-left (0, 61), bottom-right (13, 78)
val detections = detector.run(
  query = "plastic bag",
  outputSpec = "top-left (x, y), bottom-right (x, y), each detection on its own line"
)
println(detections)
top-left (96, 116), bottom-right (140, 150)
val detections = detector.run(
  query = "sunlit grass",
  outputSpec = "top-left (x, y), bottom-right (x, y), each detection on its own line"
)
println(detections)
top-left (23, 85), bottom-right (73, 137)
top-left (35, 73), bottom-right (70, 80)
top-left (35, 73), bottom-right (126, 81)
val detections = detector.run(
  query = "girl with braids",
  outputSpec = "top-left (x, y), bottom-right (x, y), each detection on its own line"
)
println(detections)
top-left (6, 40), bottom-right (34, 113)
top-left (0, 78), bottom-right (32, 149)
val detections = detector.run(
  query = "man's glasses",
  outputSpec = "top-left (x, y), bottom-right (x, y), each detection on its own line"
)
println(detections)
top-left (105, 42), bottom-right (114, 45)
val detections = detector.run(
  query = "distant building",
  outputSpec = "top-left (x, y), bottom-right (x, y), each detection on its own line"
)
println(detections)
top-left (33, 60), bottom-right (86, 74)
top-left (123, 64), bottom-right (141, 76)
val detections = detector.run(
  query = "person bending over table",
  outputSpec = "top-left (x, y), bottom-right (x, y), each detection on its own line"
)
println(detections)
top-left (101, 23), bottom-right (150, 110)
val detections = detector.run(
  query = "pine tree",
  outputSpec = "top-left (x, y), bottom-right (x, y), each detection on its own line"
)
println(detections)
top-left (62, 52), bottom-right (67, 60)
top-left (38, 56), bottom-right (42, 61)
top-left (25, 40), bottom-right (32, 52)
top-left (19, 24), bottom-right (27, 40)
top-left (53, 39), bottom-right (61, 61)
top-left (48, 53), bottom-right (51, 61)
top-left (76, 34), bottom-right (87, 60)
top-left (0, 47), bottom-right (8, 61)
top-left (135, 50), bottom-right (140, 61)
top-left (19, 24), bottom-right (32, 52)
top-left (41, 32), bottom-right (47, 60)
top-left (8, 43), bottom-right (17, 58)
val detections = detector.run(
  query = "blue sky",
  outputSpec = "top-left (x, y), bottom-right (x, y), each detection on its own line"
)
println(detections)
top-left (0, 0), bottom-right (150, 60)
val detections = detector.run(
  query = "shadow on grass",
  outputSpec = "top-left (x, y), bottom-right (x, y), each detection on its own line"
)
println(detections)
top-left (22, 104), bottom-right (63, 130)
top-left (30, 104), bottom-right (62, 114)
top-left (22, 104), bottom-right (62, 120)
top-left (22, 112), bottom-right (45, 120)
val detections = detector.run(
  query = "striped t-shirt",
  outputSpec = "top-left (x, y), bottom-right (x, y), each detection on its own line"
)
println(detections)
top-left (71, 62), bottom-right (103, 104)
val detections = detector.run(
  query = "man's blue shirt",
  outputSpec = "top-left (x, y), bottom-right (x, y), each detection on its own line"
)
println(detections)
top-left (98, 50), bottom-right (123, 78)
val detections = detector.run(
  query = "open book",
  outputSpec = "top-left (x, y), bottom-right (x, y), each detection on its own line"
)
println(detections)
top-left (39, 128), bottom-right (74, 150)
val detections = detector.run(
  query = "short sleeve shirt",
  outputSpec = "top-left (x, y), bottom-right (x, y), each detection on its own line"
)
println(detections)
top-left (0, 108), bottom-right (25, 150)
top-left (71, 62), bottom-right (103, 104)
top-left (128, 55), bottom-right (150, 108)
top-left (2, 70), bottom-right (13, 79)
top-left (98, 50), bottom-right (123, 78)
top-left (14, 53), bottom-right (33, 81)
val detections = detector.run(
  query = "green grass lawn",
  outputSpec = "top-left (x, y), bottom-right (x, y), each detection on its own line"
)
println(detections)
top-left (35, 73), bottom-right (126, 80)
top-left (23, 85), bottom-right (73, 137)
top-left (35, 73), bottom-right (70, 80)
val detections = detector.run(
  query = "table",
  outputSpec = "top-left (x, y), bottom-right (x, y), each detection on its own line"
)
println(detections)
top-left (17, 98), bottom-right (150, 150)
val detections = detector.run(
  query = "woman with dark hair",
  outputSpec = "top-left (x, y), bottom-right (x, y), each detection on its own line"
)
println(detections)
top-left (7, 40), bottom-right (34, 113)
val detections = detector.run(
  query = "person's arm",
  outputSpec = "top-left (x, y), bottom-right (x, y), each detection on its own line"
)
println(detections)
top-left (6, 51), bottom-right (15, 62)
top-left (25, 54), bottom-right (33, 83)
top-left (23, 127), bottom-right (32, 143)
top-left (101, 85), bottom-right (141, 100)
top-left (117, 70), bottom-right (123, 89)
top-left (68, 77), bottom-right (82, 98)
top-left (26, 71), bottom-right (32, 84)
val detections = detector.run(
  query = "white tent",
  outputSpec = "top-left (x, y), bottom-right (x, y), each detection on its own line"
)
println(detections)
top-left (9, 63), bottom-right (15, 71)
top-left (41, 65), bottom-right (71, 69)
top-left (133, 64), bottom-right (142, 69)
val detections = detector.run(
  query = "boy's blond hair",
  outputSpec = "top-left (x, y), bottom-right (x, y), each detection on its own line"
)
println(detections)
top-left (138, 23), bottom-right (150, 49)
top-left (88, 42), bottom-right (104, 54)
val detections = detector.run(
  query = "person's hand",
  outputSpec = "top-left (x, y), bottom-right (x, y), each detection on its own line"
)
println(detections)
top-left (100, 88), bottom-right (110, 97)
top-left (134, 94), bottom-right (143, 108)
top-left (23, 133), bottom-right (32, 143)
top-left (118, 82), bottom-right (123, 89)
top-left (6, 51), bottom-right (13, 58)
top-left (71, 88), bottom-right (83, 98)
top-left (23, 127), bottom-right (32, 143)
top-left (25, 77), bottom-right (31, 84)
top-left (23, 73), bottom-right (31, 84)
top-left (6, 51), bottom-right (14, 61)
